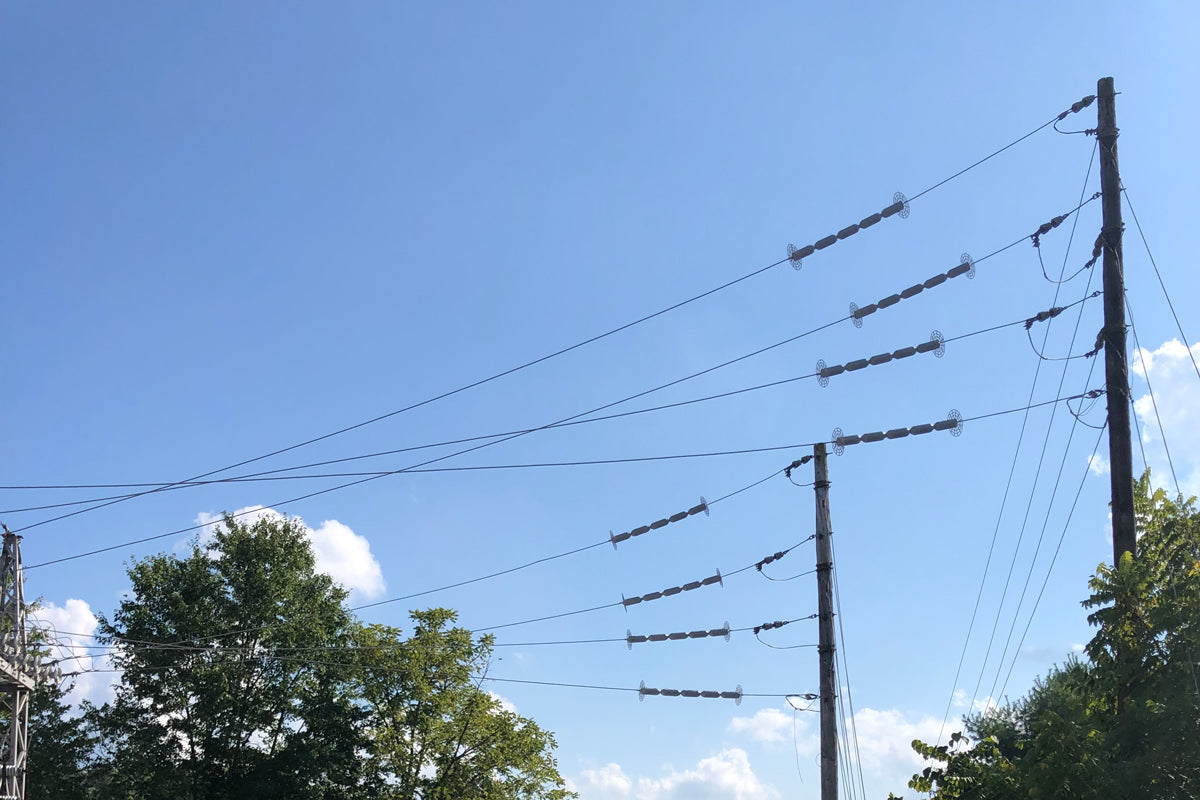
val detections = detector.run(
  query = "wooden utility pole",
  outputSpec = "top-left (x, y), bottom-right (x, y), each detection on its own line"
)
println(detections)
top-left (813, 444), bottom-right (837, 800)
top-left (1097, 76), bottom-right (1136, 566)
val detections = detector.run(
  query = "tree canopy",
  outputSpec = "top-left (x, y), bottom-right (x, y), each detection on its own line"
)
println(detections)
top-left (894, 472), bottom-right (1200, 799)
top-left (23, 512), bottom-right (573, 800)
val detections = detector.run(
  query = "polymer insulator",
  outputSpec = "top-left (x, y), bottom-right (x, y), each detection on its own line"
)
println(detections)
top-left (881, 200), bottom-right (905, 217)
top-left (853, 303), bottom-right (877, 319)
top-left (611, 498), bottom-right (709, 549)
top-left (1059, 95), bottom-right (1095, 119)
top-left (820, 364), bottom-right (844, 378)
top-left (877, 293), bottom-right (901, 309)
top-left (868, 353), bottom-right (893, 366)
top-left (859, 212), bottom-right (882, 228)
top-left (793, 244), bottom-right (815, 260)
top-left (833, 413), bottom-right (962, 454)
top-left (622, 570), bottom-right (723, 607)
top-left (915, 340), bottom-right (941, 354)
top-left (837, 224), bottom-right (859, 240)
top-left (754, 620), bottom-right (789, 633)
top-left (844, 359), bottom-right (869, 372)
top-left (640, 681), bottom-right (742, 704)
top-left (946, 263), bottom-right (971, 279)
top-left (627, 622), bottom-right (731, 649)
top-left (892, 346), bottom-right (917, 359)
top-left (923, 274), bottom-right (948, 289)
top-left (815, 234), bottom-right (838, 250)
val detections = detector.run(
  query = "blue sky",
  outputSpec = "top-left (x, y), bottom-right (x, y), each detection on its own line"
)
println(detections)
top-left (3, 4), bottom-right (1199, 798)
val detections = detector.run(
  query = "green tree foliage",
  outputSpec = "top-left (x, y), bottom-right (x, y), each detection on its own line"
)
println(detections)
top-left (895, 471), bottom-right (1200, 799)
top-left (26, 680), bottom-right (95, 800)
top-left (66, 512), bottom-right (573, 800)
top-left (356, 609), bottom-right (574, 800)
top-left (90, 513), bottom-right (369, 800)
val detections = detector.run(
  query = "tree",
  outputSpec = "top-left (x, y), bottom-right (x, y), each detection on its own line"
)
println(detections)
top-left (91, 513), bottom-right (371, 800)
top-left (85, 512), bottom-right (575, 800)
top-left (894, 471), bottom-right (1200, 799)
top-left (356, 609), bottom-right (575, 800)
top-left (23, 679), bottom-right (94, 800)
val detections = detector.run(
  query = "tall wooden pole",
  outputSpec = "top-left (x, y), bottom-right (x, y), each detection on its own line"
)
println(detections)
top-left (814, 444), bottom-right (837, 800)
top-left (1097, 76), bottom-right (1136, 566)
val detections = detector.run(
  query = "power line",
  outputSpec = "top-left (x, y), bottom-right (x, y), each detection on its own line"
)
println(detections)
top-left (907, 92), bottom-right (1095, 202)
top-left (996, 422), bottom-right (1107, 699)
top-left (849, 194), bottom-right (1100, 330)
top-left (1124, 288), bottom-right (1183, 493)
top-left (967, 190), bottom-right (1103, 717)
top-left (986, 355), bottom-right (1100, 703)
top-left (938, 142), bottom-right (1099, 742)
top-left (27, 390), bottom-right (1100, 571)
top-left (22, 181), bottom-right (927, 532)
top-left (9, 315), bottom-right (846, 533)
top-left (10, 297), bottom-right (1080, 515)
top-left (1122, 185), bottom-right (1200, 383)
top-left (830, 535), bottom-right (868, 800)
top-left (8, 108), bottom-right (1099, 532)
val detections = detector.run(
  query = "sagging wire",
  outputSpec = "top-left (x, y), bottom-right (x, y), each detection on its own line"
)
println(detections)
top-left (849, 194), bottom-right (1102, 329)
top-left (1066, 390), bottom-right (1107, 429)
top-left (908, 92), bottom-right (1095, 202)
top-left (1124, 288), bottom-right (1184, 497)
top-left (1123, 184), bottom-right (1200, 383)
top-left (941, 136), bottom-right (1101, 743)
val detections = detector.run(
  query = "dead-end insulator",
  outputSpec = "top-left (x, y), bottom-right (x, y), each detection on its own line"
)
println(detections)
top-left (832, 408), bottom-right (963, 455)
top-left (610, 497), bottom-right (709, 550)
top-left (622, 569), bottom-right (723, 608)
top-left (640, 681), bottom-right (742, 705)
top-left (626, 621), bottom-right (731, 650)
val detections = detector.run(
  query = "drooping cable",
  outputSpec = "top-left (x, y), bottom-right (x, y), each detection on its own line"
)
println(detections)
top-left (937, 142), bottom-right (1098, 743)
top-left (1122, 185), bottom-right (1200, 383)
top-left (996, 423), bottom-right (1107, 699)
top-left (1124, 289), bottom-right (1183, 494)
top-left (967, 194), bottom-right (1101, 717)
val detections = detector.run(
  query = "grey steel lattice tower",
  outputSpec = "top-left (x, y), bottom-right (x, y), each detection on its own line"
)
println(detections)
top-left (1, 530), bottom-right (40, 800)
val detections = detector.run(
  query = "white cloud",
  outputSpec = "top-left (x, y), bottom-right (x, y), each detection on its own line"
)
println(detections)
top-left (573, 763), bottom-right (633, 799)
top-left (637, 749), bottom-right (779, 800)
top-left (727, 708), bottom-right (793, 744)
top-left (488, 691), bottom-right (517, 714)
top-left (1088, 453), bottom-right (1109, 476)
top-left (1130, 339), bottom-right (1200, 497)
top-left (32, 598), bottom-right (118, 707)
top-left (847, 708), bottom-right (945, 778)
top-left (194, 506), bottom-right (385, 599)
top-left (573, 750), bottom-right (778, 800)
top-left (952, 689), bottom-right (998, 714)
